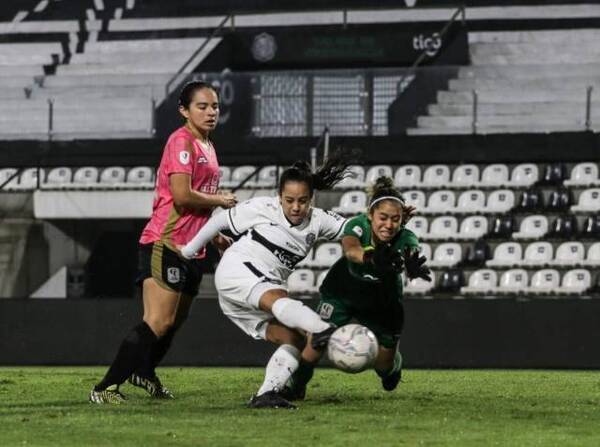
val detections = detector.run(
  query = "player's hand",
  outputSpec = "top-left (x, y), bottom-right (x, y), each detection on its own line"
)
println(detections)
top-left (212, 233), bottom-right (233, 254)
top-left (363, 243), bottom-right (404, 273)
top-left (402, 248), bottom-right (432, 282)
top-left (402, 204), bottom-right (417, 226)
top-left (219, 192), bottom-right (237, 209)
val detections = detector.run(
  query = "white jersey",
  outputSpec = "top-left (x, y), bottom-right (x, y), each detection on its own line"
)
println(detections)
top-left (224, 196), bottom-right (346, 280)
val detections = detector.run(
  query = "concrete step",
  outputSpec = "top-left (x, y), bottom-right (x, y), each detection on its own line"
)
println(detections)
top-left (471, 53), bottom-right (600, 66)
top-left (428, 102), bottom-right (595, 117)
top-left (469, 29), bottom-right (600, 44)
top-left (437, 89), bottom-right (593, 104)
top-left (417, 115), bottom-right (586, 128)
top-left (449, 77), bottom-right (600, 91)
top-left (84, 38), bottom-right (208, 53)
top-left (470, 42), bottom-right (600, 57)
top-left (407, 122), bottom-right (597, 135)
top-left (0, 65), bottom-right (44, 76)
top-left (458, 64), bottom-right (600, 80)
top-left (30, 85), bottom-right (160, 101)
top-left (43, 73), bottom-right (171, 88)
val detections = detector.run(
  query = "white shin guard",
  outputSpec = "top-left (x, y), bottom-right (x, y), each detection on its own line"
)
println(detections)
top-left (271, 297), bottom-right (330, 334)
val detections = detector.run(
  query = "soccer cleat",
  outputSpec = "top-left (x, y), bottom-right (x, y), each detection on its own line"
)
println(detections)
top-left (311, 324), bottom-right (337, 350)
top-left (279, 384), bottom-right (306, 401)
top-left (89, 385), bottom-right (126, 404)
top-left (247, 390), bottom-right (297, 409)
top-left (128, 373), bottom-right (174, 399)
top-left (381, 352), bottom-right (403, 391)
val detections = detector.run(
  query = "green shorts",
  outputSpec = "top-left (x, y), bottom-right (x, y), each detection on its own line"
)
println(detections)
top-left (316, 292), bottom-right (404, 349)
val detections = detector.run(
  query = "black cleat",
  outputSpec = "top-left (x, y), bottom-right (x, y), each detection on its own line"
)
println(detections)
top-left (311, 324), bottom-right (337, 350)
top-left (279, 384), bottom-right (306, 401)
top-left (129, 373), bottom-right (174, 399)
top-left (247, 390), bottom-right (297, 409)
top-left (381, 353), bottom-right (403, 391)
top-left (89, 385), bottom-right (126, 405)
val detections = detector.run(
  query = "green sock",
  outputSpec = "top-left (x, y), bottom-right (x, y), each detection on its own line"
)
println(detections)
top-left (376, 351), bottom-right (403, 379)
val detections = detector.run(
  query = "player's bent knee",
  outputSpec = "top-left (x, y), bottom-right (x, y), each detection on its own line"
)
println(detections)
top-left (144, 317), bottom-right (175, 338)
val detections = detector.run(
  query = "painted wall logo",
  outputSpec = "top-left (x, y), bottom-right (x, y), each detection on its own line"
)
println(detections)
top-left (413, 32), bottom-right (442, 57)
top-left (252, 32), bottom-right (277, 62)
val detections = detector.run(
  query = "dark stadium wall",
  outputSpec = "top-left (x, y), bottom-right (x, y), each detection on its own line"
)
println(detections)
top-left (1, 299), bottom-right (600, 368)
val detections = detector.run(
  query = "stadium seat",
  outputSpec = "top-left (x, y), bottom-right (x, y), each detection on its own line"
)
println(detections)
top-left (461, 269), bottom-right (498, 295)
top-left (427, 216), bottom-right (459, 240)
top-left (230, 165), bottom-right (258, 188)
top-left (547, 189), bottom-right (573, 211)
top-left (455, 190), bottom-right (485, 213)
top-left (13, 167), bottom-right (44, 190)
top-left (312, 242), bottom-right (342, 268)
top-left (72, 167), bottom-right (99, 187)
top-left (419, 243), bottom-right (432, 261)
top-left (557, 269), bottom-right (592, 294)
top-left (517, 189), bottom-right (544, 211)
top-left (218, 166), bottom-right (233, 188)
top-left (99, 166), bottom-right (126, 186)
top-left (523, 242), bottom-right (553, 267)
top-left (287, 269), bottom-right (316, 294)
top-left (438, 269), bottom-right (465, 293)
top-left (255, 165), bottom-right (281, 188)
top-left (394, 165), bottom-right (421, 188)
top-left (0, 168), bottom-right (19, 190)
top-left (581, 216), bottom-right (600, 238)
top-left (126, 166), bottom-right (154, 188)
top-left (451, 164), bottom-right (480, 188)
top-left (549, 215), bottom-right (578, 238)
top-left (571, 188), bottom-right (600, 212)
top-left (457, 215), bottom-right (488, 240)
top-left (332, 191), bottom-right (367, 214)
top-left (365, 165), bottom-right (393, 185)
top-left (513, 215), bottom-right (549, 240)
top-left (487, 242), bottom-right (523, 267)
top-left (479, 164), bottom-right (509, 188)
top-left (43, 167), bottom-right (72, 188)
top-left (296, 248), bottom-right (314, 268)
top-left (485, 190), bottom-right (515, 213)
top-left (489, 216), bottom-right (515, 238)
top-left (541, 162), bottom-right (567, 186)
top-left (425, 190), bottom-right (456, 213)
top-left (496, 269), bottom-right (529, 294)
top-left (564, 162), bottom-right (600, 187)
top-left (528, 269), bottom-right (560, 294)
top-left (404, 271), bottom-right (435, 295)
top-left (315, 270), bottom-right (329, 289)
top-left (510, 163), bottom-right (539, 187)
top-left (333, 165), bottom-right (365, 189)
top-left (429, 243), bottom-right (462, 267)
top-left (404, 190), bottom-right (427, 209)
top-left (421, 164), bottom-right (450, 188)
top-left (551, 242), bottom-right (585, 267)
top-left (582, 242), bottom-right (600, 267)
top-left (404, 216), bottom-right (428, 239)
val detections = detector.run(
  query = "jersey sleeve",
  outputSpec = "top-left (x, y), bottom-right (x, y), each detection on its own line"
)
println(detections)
top-left (341, 214), bottom-right (370, 246)
top-left (226, 197), bottom-right (266, 236)
top-left (163, 135), bottom-right (195, 176)
top-left (318, 209), bottom-right (347, 241)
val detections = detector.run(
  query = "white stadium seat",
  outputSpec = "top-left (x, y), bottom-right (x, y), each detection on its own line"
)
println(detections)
top-left (404, 271), bottom-right (435, 295)
top-left (425, 190), bottom-right (456, 213)
top-left (457, 215), bottom-right (488, 240)
top-left (427, 216), bottom-right (459, 239)
top-left (528, 269), bottom-right (560, 294)
top-left (523, 242), bottom-right (553, 267)
top-left (479, 164), bottom-right (509, 188)
top-left (316, 270), bottom-right (329, 289)
top-left (496, 269), bottom-right (529, 294)
top-left (287, 269), bottom-right (316, 294)
top-left (461, 269), bottom-right (498, 295)
top-left (365, 165), bottom-right (393, 185)
top-left (404, 216), bottom-right (428, 239)
top-left (513, 215), bottom-right (549, 240)
top-left (255, 165), bottom-right (280, 188)
top-left (551, 242), bottom-right (585, 267)
top-left (418, 243), bottom-right (432, 261)
top-left (43, 167), bottom-right (72, 188)
top-left (100, 166), bottom-right (126, 186)
top-left (429, 242), bottom-right (462, 267)
top-left (126, 166), bottom-right (154, 188)
top-left (312, 242), bottom-right (342, 268)
top-left (487, 242), bottom-right (522, 267)
top-left (455, 190), bottom-right (486, 213)
top-left (404, 190), bottom-right (427, 209)
top-left (557, 269), bottom-right (592, 294)
top-left (571, 188), bottom-right (600, 212)
top-left (332, 191), bottom-right (367, 214)
top-left (452, 164), bottom-right (480, 188)
top-left (334, 165), bottom-right (365, 189)
top-left (72, 167), bottom-right (99, 187)
top-left (230, 165), bottom-right (258, 188)
top-left (421, 164), bottom-right (450, 188)
top-left (564, 162), bottom-right (600, 187)
top-left (218, 166), bottom-right (232, 188)
top-left (394, 165), bottom-right (421, 188)
top-left (582, 242), bottom-right (600, 267)
top-left (0, 168), bottom-right (19, 189)
top-left (296, 248), bottom-right (314, 268)
top-left (510, 163), bottom-right (539, 187)
top-left (485, 189), bottom-right (515, 213)
top-left (13, 167), bottom-right (45, 190)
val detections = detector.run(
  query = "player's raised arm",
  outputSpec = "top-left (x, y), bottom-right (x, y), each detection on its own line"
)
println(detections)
top-left (181, 211), bottom-right (229, 259)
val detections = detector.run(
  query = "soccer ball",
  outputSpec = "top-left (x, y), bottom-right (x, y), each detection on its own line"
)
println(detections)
top-left (326, 324), bottom-right (379, 373)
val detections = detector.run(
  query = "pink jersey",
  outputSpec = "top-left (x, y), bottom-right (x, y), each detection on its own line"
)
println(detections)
top-left (140, 126), bottom-right (220, 258)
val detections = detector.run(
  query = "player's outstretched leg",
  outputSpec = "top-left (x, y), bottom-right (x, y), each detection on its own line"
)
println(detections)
top-left (376, 351), bottom-right (403, 391)
top-left (89, 385), bottom-right (127, 404)
top-left (128, 373), bottom-right (174, 399)
top-left (310, 324), bottom-right (337, 350)
top-left (248, 344), bottom-right (299, 409)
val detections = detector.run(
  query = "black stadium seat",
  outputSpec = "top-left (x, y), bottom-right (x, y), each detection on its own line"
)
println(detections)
top-left (464, 239), bottom-right (491, 267)
top-left (547, 188), bottom-right (573, 211)
top-left (438, 269), bottom-right (465, 293)
top-left (490, 215), bottom-right (515, 238)
top-left (517, 189), bottom-right (544, 211)
top-left (581, 215), bottom-right (600, 237)
top-left (549, 215), bottom-right (578, 238)
top-left (541, 162), bottom-right (567, 186)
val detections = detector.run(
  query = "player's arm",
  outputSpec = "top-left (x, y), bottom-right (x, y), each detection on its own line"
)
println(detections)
top-left (342, 235), bottom-right (402, 272)
top-left (170, 173), bottom-right (236, 210)
top-left (341, 234), bottom-right (365, 263)
top-left (180, 211), bottom-right (230, 259)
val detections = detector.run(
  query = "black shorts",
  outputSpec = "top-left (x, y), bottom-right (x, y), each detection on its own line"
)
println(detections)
top-left (136, 242), bottom-right (203, 296)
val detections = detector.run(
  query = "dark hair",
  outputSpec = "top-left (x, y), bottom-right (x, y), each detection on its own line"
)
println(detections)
top-left (368, 176), bottom-right (405, 211)
top-left (178, 81), bottom-right (219, 109)
top-left (278, 152), bottom-right (353, 197)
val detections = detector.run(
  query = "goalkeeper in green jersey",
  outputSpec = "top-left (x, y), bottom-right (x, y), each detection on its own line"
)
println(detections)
top-left (283, 176), bottom-right (432, 399)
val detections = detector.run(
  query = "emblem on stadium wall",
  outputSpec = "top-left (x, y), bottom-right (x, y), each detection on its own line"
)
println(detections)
top-left (252, 33), bottom-right (277, 62)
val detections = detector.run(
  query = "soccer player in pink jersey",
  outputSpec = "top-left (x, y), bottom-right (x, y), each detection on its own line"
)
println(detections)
top-left (90, 81), bottom-right (237, 404)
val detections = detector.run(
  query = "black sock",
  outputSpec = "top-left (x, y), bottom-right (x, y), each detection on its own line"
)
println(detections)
top-left (136, 326), bottom-right (177, 378)
top-left (290, 359), bottom-right (315, 390)
top-left (95, 322), bottom-right (157, 391)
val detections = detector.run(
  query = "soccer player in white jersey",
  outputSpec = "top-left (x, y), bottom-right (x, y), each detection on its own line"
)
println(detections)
top-left (181, 158), bottom-right (355, 409)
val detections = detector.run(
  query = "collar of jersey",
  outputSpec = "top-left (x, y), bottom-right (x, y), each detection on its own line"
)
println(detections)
top-left (278, 203), bottom-right (311, 230)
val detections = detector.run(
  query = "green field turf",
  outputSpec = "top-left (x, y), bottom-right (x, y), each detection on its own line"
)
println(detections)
top-left (0, 367), bottom-right (599, 446)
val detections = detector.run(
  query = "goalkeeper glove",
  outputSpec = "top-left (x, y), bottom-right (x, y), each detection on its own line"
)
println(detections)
top-left (363, 243), bottom-right (404, 273)
top-left (403, 248), bottom-right (432, 282)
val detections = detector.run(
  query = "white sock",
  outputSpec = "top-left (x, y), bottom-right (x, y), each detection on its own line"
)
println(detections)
top-left (271, 298), bottom-right (330, 334)
top-left (257, 344), bottom-right (300, 396)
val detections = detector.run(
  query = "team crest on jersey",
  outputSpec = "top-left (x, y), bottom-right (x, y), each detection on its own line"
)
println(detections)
top-left (167, 267), bottom-right (180, 283)
top-left (352, 225), bottom-right (363, 237)
top-left (179, 151), bottom-right (190, 165)
top-left (305, 233), bottom-right (316, 245)
top-left (319, 303), bottom-right (334, 319)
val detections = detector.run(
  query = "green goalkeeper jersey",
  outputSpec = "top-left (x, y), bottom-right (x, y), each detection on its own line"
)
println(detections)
top-left (319, 213), bottom-right (420, 309)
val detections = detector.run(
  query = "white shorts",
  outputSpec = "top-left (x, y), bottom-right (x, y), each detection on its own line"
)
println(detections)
top-left (214, 249), bottom-right (287, 340)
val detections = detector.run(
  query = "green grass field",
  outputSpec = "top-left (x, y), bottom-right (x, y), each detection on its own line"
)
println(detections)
top-left (1, 367), bottom-right (599, 446)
